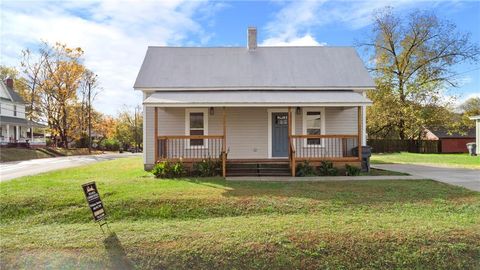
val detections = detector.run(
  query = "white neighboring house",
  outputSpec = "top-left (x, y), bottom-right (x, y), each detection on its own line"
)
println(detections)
top-left (0, 79), bottom-right (46, 147)
top-left (470, 115), bottom-right (480, 155)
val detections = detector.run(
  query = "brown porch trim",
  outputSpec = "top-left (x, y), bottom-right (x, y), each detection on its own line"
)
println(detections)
top-left (357, 106), bottom-right (362, 161)
top-left (154, 107), bottom-right (158, 162)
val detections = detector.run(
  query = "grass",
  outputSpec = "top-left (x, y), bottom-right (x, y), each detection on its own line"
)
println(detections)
top-left (0, 148), bottom-right (52, 162)
top-left (371, 152), bottom-right (480, 169)
top-left (48, 147), bottom-right (103, 156)
top-left (1, 157), bottom-right (479, 269)
top-left (0, 147), bottom-right (104, 163)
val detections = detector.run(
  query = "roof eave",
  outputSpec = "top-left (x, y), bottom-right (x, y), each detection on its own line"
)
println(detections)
top-left (143, 102), bottom-right (373, 107)
top-left (134, 86), bottom-right (377, 91)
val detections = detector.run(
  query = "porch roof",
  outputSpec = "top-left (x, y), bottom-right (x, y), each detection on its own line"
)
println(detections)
top-left (143, 90), bottom-right (372, 107)
top-left (0, 116), bottom-right (46, 127)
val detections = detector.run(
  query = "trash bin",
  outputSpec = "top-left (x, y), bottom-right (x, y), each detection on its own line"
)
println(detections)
top-left (466, 142), bottom-right (477, 156)
top-left (352, 146), bottom-right (372, 172)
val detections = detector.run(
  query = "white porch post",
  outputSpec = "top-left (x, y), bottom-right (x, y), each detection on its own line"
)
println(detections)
top-left (15, 125), bottom-right (19, 141)
top-left (143, 92), bottom-right (147, 162)
top-left (6, 124), bottom-right (10, 142)
top-left (31, 127), bottom-right (34, 141)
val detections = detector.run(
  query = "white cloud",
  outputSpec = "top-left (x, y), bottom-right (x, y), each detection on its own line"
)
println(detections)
top-left (456, 92), bottom-right (480, 107)
top-left (0, 0), bottom-right (218, 116)
top-left (261, 34), bottom-right (326, 46)
top-left (261, 0), bottom-right (422, 46)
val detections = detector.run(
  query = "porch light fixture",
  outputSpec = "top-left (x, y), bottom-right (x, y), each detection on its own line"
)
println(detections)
top-left (209, 107), bottom-right (215, 115)
top-left (296, 107), bottom-right (301, 115)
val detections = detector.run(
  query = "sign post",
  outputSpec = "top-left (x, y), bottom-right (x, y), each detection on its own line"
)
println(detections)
top-left (82, 181), bottom-right (110, 234)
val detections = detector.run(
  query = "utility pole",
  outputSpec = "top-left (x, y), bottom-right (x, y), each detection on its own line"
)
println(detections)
top-left (134, 106), bottom-right (138, 150)
top-left (88, 81), bottom-right (92, 154)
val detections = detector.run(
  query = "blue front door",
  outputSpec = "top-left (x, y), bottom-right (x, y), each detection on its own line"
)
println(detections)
top-left (272, 112), bottom-right (289, 157)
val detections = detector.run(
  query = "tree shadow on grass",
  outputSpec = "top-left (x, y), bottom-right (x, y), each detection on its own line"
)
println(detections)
top-left (179, 178), bottom-right (478, 205)
top-left (103, 232), bottom-right (134, 270)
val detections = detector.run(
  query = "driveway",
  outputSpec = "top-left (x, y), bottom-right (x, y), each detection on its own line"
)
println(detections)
top-left (0, 153), bottom-right (140, 182)
top-left (373, 164), bottom-right (480, 192)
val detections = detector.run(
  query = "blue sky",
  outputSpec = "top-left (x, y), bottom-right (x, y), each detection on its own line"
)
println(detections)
top-left (1, 0), bottom-right (479, 115)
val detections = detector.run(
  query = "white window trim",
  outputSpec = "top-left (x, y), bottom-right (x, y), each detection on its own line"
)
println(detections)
top-left (267, 108), bottom-right (295, 159)
top-left (185, 108), bottom-right (208, 149)
top-left (302, 107), bottom-right (325, 148)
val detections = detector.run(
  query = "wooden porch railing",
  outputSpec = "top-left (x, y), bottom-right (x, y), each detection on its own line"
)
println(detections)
top-left (156, 135), bottom-right (227, 176)
top-left (157, 135), bottom-right (225, 160)
top-left (289, 134), bottom-right (361, 176)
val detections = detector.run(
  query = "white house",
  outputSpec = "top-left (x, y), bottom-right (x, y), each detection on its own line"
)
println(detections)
top-left (0, 79), bottom-right (46, 147)
top-left (134, 27), bottom-right (375, 176)
top-left (470, 115), bottom-right (480, 155)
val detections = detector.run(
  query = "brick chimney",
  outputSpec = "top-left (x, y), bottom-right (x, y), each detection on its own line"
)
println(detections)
top-left (247, 26), bottom-right (257, 51)
top-left (4, 78), bottom-right (13, 88)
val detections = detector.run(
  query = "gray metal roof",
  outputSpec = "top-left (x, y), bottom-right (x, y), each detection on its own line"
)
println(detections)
top-left (0, 116), bottom-right (46, 127)
top-left (143, 90), bottom-right (372, 107)
top-left (134, 46), bottom-right (375, 90)
top-left (427, 127), bottom-right (475, 138)
top-left (1, 81), bottom-right (26, 103)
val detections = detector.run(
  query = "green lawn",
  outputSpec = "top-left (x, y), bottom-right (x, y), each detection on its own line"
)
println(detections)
top-left (1, 157), bottom-right (479, 269)
top-left (371, 152), bottom-right (480, 169)
top-left (0, 147), bottom-right (104, 162)
top-left (0, 148), bottom-right (52, 162)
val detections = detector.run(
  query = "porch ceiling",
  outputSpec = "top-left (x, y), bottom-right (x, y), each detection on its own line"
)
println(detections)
top-left (143, 90), bottom-right (372, 107)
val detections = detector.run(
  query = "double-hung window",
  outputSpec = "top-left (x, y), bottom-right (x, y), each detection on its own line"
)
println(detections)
top-left (303, 108), bottom-right (325, 146)
top-left (185, 108), bottom-right (208, 147)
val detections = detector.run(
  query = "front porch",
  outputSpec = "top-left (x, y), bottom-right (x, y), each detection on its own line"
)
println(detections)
top-left (147, 105), bottom-right (366, 177)
top-left (0, 118), bottom-right (47, 148)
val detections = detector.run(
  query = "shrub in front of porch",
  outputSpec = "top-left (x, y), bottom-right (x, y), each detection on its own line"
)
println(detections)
top-left (152, 159), bottom-right (221, 178)
top-left (296, 161), bottom-right (317, 177)
top-left (295, 161), bottom-right (362, 176)
top-left (345, 164), bottom-right (361, 176)
top-left (192, 158), bottom-right (221, 177)
top-left (151, 161), bottom-right (186, 178)
top-left (318, 161), bottom-right (339, 176)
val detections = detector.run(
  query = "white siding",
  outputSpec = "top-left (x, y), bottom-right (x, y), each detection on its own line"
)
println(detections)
top-left (143, 106), bottom-right (359, 167)
top-left (325, 107), bottom-right (358, 134)
top-left (0, 102), bottom-right (25, 118)
top-left (476, 119), bottom-right (480, 155)
top-left (225, 107), bottom-right (268, 159)
top-left (144, 106), bottom-right (155, 167)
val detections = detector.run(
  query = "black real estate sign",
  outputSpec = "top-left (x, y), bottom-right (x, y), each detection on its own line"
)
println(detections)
top-left (82, 181), bottom-right (106, 222)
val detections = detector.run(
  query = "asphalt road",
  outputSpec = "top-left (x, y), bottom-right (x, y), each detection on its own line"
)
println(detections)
top-left (373, 163), bottom-right (480, 192)
top-left (0, 153), bottom-right (140, 182)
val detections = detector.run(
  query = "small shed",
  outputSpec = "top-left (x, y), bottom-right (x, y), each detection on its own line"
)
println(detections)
top-left (424, 127), bottom-right (475, 153)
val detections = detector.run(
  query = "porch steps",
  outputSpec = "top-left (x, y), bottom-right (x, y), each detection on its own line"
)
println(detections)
top-left (226, 162), bottom-right (291, 177)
